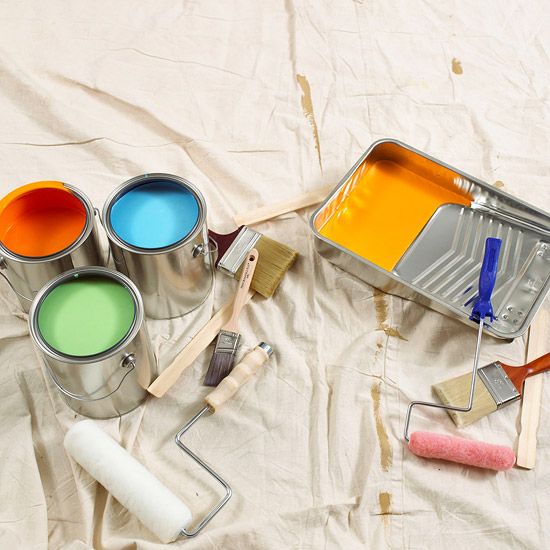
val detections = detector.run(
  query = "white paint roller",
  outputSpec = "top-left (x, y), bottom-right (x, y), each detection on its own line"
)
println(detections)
top-left (64, 343), bottom-right (272, 542)
top-left (64, 420), bottom-right (192, 543)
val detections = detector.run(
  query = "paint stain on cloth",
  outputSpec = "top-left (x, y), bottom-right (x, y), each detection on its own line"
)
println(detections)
top-left (452, 58), bottom-right (463, 74)
top-left (379, 324), bottom-right (407, 340)
top-left (373, 288), bottom-right (388, 328)
top-left (371, 382), bottom-right (393, 472)
top-left (373, 289), bottom-right (407, 340)
top-left (379, 492), bottom-right (392, 525)
top-left (297, 74), bottom-right (322, 170)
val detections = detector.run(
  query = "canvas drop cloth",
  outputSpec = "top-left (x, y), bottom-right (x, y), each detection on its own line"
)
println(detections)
top-left (0, 1), bottom-right (549, 549)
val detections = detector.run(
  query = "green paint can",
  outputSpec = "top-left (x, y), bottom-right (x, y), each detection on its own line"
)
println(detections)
top-left (29, 267), bottom-right (156, 418)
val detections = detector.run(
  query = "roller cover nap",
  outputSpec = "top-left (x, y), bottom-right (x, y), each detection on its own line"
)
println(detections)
top-left (408, 431), bottom-right (515, 471)
top-left (64, 420), bottom-right (192, 543)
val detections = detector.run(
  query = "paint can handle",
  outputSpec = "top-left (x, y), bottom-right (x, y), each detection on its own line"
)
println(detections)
top-left (192, 237), bottom-right (218, 260)
top-left (44, 355), bottom-right (136, 402)
top-left (0, 261), bottom-right (33, 302)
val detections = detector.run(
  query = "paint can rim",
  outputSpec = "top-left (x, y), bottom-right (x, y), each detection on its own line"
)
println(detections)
top-left (102, 173), bottom-right (207, 255)
top-left (0, 183), bottom-right (95, 263)
top-left (28, 266), bottom-right (145, 365)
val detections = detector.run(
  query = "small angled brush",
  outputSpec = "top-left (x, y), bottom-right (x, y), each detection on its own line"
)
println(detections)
top-left (433, 352), bottom-right (550, 427)
top-left (203, 249), bottom-right (258, 386)
top-left (209, 226), bottom-right (297, 298)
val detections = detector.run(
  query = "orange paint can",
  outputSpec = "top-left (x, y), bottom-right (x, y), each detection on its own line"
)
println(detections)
top-left (0, 182), bottom-right (102, 311)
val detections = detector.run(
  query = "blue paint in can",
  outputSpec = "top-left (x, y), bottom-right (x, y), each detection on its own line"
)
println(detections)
top-left (110, 180), bottom-right (200, 249)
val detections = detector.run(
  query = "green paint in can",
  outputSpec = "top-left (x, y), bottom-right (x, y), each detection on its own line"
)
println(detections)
top-left (37, 275), bottom-right (135, 357)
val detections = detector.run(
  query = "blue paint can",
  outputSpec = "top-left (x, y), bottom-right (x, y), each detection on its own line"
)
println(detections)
top-left (102, 174), bottom-right (213, 319)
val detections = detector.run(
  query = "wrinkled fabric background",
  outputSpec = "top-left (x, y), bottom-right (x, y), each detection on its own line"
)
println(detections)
top-left (0, 1), bottom-right (549, 549)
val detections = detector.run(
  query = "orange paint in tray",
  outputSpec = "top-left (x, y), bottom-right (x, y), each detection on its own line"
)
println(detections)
top-left (319, 160), bottom-right (471, 271)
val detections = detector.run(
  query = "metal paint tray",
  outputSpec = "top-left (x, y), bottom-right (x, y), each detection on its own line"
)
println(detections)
top-left (394, 203), bottom-right (549, 337)
top-left (310, 139), bottom-right (550, 339)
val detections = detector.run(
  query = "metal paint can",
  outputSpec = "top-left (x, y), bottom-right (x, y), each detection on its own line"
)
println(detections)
top-left (102, 174), bottom-right (214, 319)
top-left (0, 181), bottom-right (102, 312)
top-left (29, 267), bottom-right (156, 419)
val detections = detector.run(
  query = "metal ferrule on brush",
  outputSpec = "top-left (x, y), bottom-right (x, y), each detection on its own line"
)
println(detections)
top-left (217, 227), bottom-right (261, 277)
top-left (214, 330), bottom-right (241, 355)
top-left (478, 362), bottom-right (521, 408)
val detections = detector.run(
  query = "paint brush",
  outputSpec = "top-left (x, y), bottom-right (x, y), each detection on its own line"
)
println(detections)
top-left (432, 352), bottom-right (550, 427)
top-left (203, 249), bottom-right (258, 386)
top-left (209, 227), bottom-right (297, 298)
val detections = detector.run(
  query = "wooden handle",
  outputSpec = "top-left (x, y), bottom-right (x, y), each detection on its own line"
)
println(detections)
top-left (205, 345), bottom-right (271, 412)
top-left (516, 308), bottom-right (549, 469)
top-left (502, 352), bottom-right (550, 392)
top-left (233, 185), bottom-right (332, 226)
top-left (147, 290), bottom-right (255, 397)
top-left (226, 248), bottom-right (258, 331)
top-left (523, 352), bottom-right (550, 380)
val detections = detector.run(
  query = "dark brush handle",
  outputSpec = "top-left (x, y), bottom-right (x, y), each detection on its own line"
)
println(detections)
top-left (208, 226), bottom-right (244, 266)
top-left (502, 352), bottom-right (550, 393)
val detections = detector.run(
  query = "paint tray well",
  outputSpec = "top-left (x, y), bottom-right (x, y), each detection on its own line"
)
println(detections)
top-left (317, 147), bottom-right (471, 271)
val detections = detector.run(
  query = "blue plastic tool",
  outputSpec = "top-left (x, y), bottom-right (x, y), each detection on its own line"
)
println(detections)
top-left (403, 237), bottom-right (504, 445)
top-left (470, 237), bottom-right (502, 323)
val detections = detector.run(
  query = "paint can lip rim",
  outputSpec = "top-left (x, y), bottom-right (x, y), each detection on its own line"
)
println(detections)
top-left (28, 266), bottom-right (145, 364)
top-left (101, 173), bottom-right (208, 255)
top-left (0, 183), bottom-right (95, 263)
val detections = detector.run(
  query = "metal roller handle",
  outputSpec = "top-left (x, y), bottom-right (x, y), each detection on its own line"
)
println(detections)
top-left (205, 343), bottom-right (273, 413)
top-left (403, 321), bottom-right (484, 441)
top-left (403, 237), bottom-right (500, 442)
top-left (173, 342), bottom-right (272, 538)
top-left (45, 354), bottom-right (136, 402)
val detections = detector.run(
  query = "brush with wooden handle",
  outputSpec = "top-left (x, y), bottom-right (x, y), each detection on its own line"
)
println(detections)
top-left (209, 226), bottom-right (296, 298)
top-left (433, 352), bottom-right (550, 427)
top-left (203, 249), bottom-right (258, 386)
top-left (147, 290), bottom-right (255, 397)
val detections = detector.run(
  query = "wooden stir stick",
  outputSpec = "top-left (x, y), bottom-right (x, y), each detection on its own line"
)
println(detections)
top-left (234, 185), bottom-right (332, 226)
top-left (147, 289), bottom-right (255, 398)
top-left (516, 308), bottom-right (549, 469)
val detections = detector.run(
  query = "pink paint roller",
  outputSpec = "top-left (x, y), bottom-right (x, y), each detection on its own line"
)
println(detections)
top-left (404, 238), bottom-right (516, 471)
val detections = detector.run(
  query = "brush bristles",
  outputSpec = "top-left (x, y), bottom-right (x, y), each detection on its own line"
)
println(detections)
top-left (204, 351), bottom-right (236, 387)
top-left (203, 330), bottom-right (240, 386)
top-left (432, 372), bottom-right (498, 427)
top-left (235, 235), bottom-right (298, 298)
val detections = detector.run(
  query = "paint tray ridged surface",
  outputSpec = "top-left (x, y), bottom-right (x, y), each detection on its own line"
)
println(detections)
top-left (310, 139), bottom-right (550, 338)
top-left (393, 203), bottom-right (549, 336)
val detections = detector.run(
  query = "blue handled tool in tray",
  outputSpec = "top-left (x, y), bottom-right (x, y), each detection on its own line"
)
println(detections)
top-left (404, 237), bottom-right (502, 441)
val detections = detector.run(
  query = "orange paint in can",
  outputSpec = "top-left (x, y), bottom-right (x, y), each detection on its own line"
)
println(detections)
top-left (0, 182), bottom-right (87, 257)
